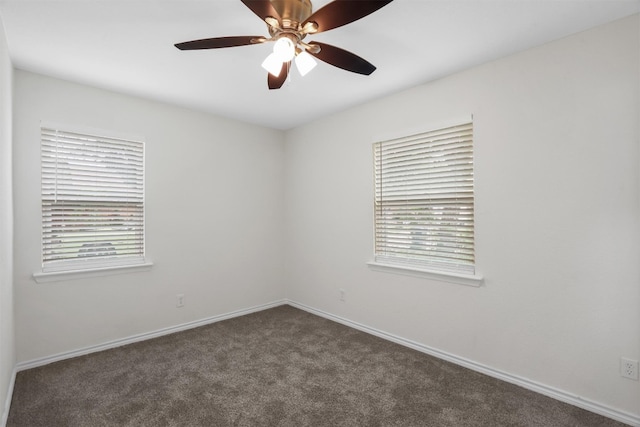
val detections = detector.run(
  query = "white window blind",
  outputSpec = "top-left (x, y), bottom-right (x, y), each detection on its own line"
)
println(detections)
top-left (41, 125), bottom-right (145, 272)
top-left (373, 121), bottom-right (475, 274)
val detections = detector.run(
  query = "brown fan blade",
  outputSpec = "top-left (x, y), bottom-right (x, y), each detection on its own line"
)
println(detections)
top-left (308, 42), bottom-right (376, 75)
top-left (175, 36), bottom-right (262, 50)
top-left (268, 61), bottom-right (290, 90)
top-left (302, 0), bottom-right (393, 34)
top-left (240, 0), bottom-right (282, 23)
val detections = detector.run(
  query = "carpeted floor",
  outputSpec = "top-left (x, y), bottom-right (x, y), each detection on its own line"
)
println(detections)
top-left (8, 305), bottom-right (627, 426)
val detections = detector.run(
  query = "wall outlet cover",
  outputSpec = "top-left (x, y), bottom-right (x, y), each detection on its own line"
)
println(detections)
top-left (620, 357), bottom-right (639, 380)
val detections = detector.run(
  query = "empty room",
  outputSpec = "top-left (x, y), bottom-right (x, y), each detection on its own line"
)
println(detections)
top-left (0, 0), bottom-right (638, 425)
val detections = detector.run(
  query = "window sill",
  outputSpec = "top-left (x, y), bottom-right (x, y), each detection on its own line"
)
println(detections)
top-left (366, 261), bottom-right (483, 287)
top-left (33, 261), bottom-right (154, 283)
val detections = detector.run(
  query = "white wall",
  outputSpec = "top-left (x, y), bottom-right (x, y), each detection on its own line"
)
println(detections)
top-left (284, 14), bottom-right (640, 418)
top-left (13, 71), bottom-right (286, 363)
top-left (0, 14), bottom-right (14, 424)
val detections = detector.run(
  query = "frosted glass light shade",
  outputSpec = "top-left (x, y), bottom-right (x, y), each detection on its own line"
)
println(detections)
top-left (273, 37), bottom-right (295, 62)
top-left (295, 51), bottom-right (317, 76)
top-left (262, 53), bottom-right (283, 77)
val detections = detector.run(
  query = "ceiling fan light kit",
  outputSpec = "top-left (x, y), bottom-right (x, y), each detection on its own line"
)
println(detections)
top-left (175, 0), bottom-right (394, 90)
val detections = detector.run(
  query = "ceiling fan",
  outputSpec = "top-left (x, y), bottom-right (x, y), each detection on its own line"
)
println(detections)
top-left (175, 0), bottom-right (394, 90)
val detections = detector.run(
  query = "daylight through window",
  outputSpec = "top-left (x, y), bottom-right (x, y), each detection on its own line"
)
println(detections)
top-left (373, 121), bottom-right (475, 274)
top-left (41, 125), bottom-right (145, 272)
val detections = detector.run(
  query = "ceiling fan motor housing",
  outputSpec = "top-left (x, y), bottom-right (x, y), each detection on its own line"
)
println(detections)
top-left (270, 0), bottom-right (313, 29)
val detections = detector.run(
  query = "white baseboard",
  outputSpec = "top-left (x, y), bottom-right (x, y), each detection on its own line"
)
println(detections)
top-left (286, 300), bottom-right (640, 427)
top-left (15, 300), bottom-right (287, 372)
top-left (1, 369), bottom-right (16, 427)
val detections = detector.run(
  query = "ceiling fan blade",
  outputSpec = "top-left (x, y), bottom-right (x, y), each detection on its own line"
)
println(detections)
top-left (268, 61), bottom-right (290, 90)
top-left (302, 0), bottom-right (393, 34)
top-left (308, 42), bottom-right (376, 75)
top-left (175, 36), bottom-right (262, 50)
top-left (240, 0), bottom-right (282, 23)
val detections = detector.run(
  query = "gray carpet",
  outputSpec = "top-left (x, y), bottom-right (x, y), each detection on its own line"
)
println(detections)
top-left (8, 305), bottom-right (626, 426)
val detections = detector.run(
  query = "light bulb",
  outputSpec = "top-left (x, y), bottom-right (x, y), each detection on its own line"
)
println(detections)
top-left (273, 37), bottom-right (295, 62)
top-left (262, 53), bottom-right (282, 77)
top-left (295, 51), bottom-right (317, 76)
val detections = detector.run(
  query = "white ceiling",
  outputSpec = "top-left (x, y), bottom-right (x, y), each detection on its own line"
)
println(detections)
top-left (0, 0), bottom-right (638, 130)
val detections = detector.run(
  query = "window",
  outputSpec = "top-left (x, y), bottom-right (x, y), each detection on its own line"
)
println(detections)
top-left (40, 124), bottom-right (145, 273)
top-left (372, 121), bottom-right (475, 277)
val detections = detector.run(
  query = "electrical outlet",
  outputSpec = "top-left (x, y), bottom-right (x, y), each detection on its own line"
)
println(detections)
top-left (339, 288), bottom-right (345, 302)
top-left (620, 357), bottom-right (639, 380)
top-left (176, 294), bottom-right (185, 308)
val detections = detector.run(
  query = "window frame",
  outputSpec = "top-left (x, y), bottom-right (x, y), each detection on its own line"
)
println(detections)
top-left (34, 122), bottom-right (152, 283)
top-left (368, 118), bottom-right (482, 287)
